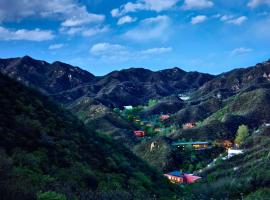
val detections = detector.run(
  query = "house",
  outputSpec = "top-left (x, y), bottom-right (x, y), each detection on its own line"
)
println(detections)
top-left (227, 148), bottom-right (244, 158)
top-left (178, 94), bottom-right (190, 101)
top-left (183, 122), bottom-right (196, 129)
top-left (133, 130), bottom-right (146, 137)
top-left (160, 115), bottom-right (170, 121)
top-left (124, 105), bottom-right (133, 110)
top-left (172, 141), bottom-right (211, 150)
top-left (215, 140), bottom-right (233, 149)
top-left (164, 171), bottom-right (201, 184)
top-left (134, 119), bottom-right (141, 123)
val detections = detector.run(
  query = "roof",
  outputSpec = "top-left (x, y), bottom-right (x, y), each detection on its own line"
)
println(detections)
top-left (164, 171), bottom-right (183, 177)
top-left (172, 141), bottom-right (209, 146)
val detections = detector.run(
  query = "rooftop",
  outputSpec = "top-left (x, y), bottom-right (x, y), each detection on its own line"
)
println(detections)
top-left (172, 141), bottom-right (209, 146)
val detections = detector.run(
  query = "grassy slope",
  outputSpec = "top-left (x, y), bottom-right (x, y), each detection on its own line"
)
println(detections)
top-left (181, 127), bottom-right (270, 200)
top-left (0, 73), bottom-right (178, 200)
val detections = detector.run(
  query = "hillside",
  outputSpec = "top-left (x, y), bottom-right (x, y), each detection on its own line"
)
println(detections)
top-left (181, 126), bottom-right (270, 200)
top-left (0, 73), bottom-right (178, 200)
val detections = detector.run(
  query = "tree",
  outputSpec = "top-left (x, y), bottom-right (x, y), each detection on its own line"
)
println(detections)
top-left (235, 125), bottom-right (249, 146)
top-left (37, 191), bottom-right (66, 200)
top-left (147, 99), bottom-right (158, 107)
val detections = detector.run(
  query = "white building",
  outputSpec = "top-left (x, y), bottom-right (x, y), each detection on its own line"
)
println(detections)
top-left (124, 105), bottom-right (133, 110)
top-left (227, 148), bottom-right (244, 158)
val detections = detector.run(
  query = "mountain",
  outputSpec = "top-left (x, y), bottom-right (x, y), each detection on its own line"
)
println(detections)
top-left (0, 56), bottom-right (215, 107)
top-left (0, 56), bottom-right (215, 146)
top-left (194, 59), bottom-right (270, 99)
top-left (0, 73), bottom-right (178, 200)
top-left (0, 56), bottom-right (95, 94)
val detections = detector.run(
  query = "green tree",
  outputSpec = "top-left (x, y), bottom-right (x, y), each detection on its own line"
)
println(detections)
top-left (147, 99), bottom-right (158, 107)
top-left (235, 125), bottom-right (249, 146)
top-left (37, 191), bottom-right (66, 200)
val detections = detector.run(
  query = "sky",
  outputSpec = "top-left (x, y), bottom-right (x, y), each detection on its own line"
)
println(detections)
top-left (0, 0), bottom-right (270, 75)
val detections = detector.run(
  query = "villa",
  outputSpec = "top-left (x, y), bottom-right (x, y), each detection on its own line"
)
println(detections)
top-left (160, 115), bottom-right (170, 121)
top-left (183, 122), bottom-right (196, 129)
top-left (164, 171), bottom-right (201, 184)
top-left (172, 141), bottom-right (211, 150)
top-left (124, 105), bottom-right (133, 110)
top-left (227, 148), bottom-right (244, 158)
top-left (134, 130), bottom-right (145, 137)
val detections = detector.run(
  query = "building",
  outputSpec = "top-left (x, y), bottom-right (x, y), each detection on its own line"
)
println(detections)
top-left (183, 122), bottom-right (196, 129)
top-left (178, 94), bottom-right (190, 101)
top-left (215, 140), bottom-right (233, 149)
top-left (164, 171), bottom-right (201, 184)
top-left (227, 148), bottom-right (244, 158)
top-left (133, 130), bottom-right (145, 137)
top-left (124, 105), bottom-right (133, 110)
top-left (160, 115), bottom-right (170, 121)
top-left (172, 141), bottom-right (211, 150)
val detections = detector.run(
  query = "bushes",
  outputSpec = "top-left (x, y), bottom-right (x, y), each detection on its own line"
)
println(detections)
top-left (244, 188), bottom-right (270, 200)
top-left (235, 125), bottom-right (249, 146)
top-left (37, 191), bottom-right (66, 200)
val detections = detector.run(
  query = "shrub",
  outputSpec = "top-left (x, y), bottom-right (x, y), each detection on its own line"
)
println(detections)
top-left (37, 191), bottom-right (66, 200)
top-left (235, 125), bottom-right (249, 146)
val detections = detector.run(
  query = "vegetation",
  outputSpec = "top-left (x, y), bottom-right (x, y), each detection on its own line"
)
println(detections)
top-left (0, 73), bottom-right (178, 200)
top-left (235, 125), bottom-right (249, 146)
top-left (180, 128), bottom-right (270, 200)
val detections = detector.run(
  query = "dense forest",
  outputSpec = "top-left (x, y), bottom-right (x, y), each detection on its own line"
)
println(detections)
top-left (0, 73), bottom-right (178, 200)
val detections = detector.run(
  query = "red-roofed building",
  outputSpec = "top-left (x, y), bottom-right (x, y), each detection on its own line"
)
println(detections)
top-left (183, 122), bottom-right (196, 129)
top-left (164, 171), bottom-right (201, 184)
top-left (134, 130), bottom-right (145, 137)
top-left (160, 115), bottom-right (170, 121)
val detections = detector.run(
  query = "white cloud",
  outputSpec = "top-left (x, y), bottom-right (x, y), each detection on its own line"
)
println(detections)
top-left (124, 15), bottom-right (171, 41)
top-left (0, 26), bottom-right (54, 41)
top-left (60, 26), bottom-right (109, 37)
top-left (90, 43), bottom-right (128, 56)
top-left (117, 16), bottom-right (137, 25)
top-left (111, 0), bottom-right (179, 17)
top-left (82, 27), bottom-right (109, 37)
top-left (182, 0), bottom-right (214, 10)
top-left (230, 47), bottom-right (253, 56)
top-left (90, 43), bottom-right (172, 63)
top-left (140, 47), bottom-right (172, 55)
top-left (191, 15), bottom-right (208, 24)
top-left (226, 16), bottom-right (247, 25)
top-left (247, 0), bottom-right (270, 8)
top-left (219, 15), bottom-right (247, 25)
top-left (49, 43), bottom-right (64, 50)
top-left (0, 0), bottom-right (105, 26)
top-left (220, 15), bottom-right (234, 21)
top-left (61, 13), bottom-right (104, 27)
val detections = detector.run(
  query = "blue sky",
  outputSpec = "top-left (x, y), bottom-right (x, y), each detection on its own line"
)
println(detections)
top-left (0, 0), bottom-right (270, 75)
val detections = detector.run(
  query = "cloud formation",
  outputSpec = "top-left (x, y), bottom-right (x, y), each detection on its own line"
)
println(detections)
top-left (60, 26), bottom-right (109, 37)
top-left (111, 0), bottom-right (179, 17)
top-left (220, 15), bottom-right (247, 25)
top-left (140, 47), bottom-right (172, 55)
top-left (182, 0), bottom-right (214, 10)
top-left (0, 26), bottom-right (54, 41)
top-left (247, 0), bottom-right (270, 8)
top-left (49, 43), bottom-right (65, 50)
top-left (0, 0), bottom-right (105, 25)
top-left (117, 16), bottom-right (137, 25)
top-left (191, 15), bottom-right (208, 24)
top-left (124, 15), bottom-right (171, 41)
top-left (230, 47), bottom-right (253, 56)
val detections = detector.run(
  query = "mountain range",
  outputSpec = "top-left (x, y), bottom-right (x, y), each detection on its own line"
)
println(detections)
top-left (1, 56), bottom-right (270, 199)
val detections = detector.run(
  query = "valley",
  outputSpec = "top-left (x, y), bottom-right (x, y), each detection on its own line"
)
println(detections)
top-left (1, 56), bottom-right (270, 199)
